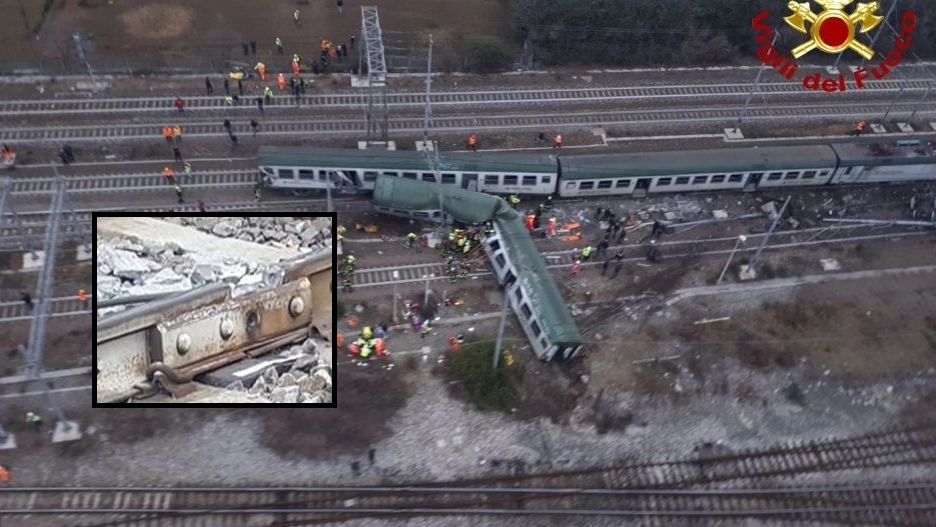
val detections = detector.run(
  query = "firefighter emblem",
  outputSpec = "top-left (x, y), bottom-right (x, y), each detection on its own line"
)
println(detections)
top-left (784, 0), bottom-right (882, 59)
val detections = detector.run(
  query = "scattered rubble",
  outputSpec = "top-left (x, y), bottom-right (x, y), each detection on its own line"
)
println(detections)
top-left (161, 216), bottom-right (333, 252)
top-left (247, 340), bottom-right (334, 404)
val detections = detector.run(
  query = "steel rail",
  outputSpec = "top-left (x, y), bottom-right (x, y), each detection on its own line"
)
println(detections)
top-left (0, 297), bottom-right (89, 323)
top-left (3, 100), bottom-right (936, 143)
top-left (1, 79), bottom-right (932, 116)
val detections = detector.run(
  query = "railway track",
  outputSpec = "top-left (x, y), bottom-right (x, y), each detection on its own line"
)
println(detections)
top-left (0, 297), bottom-right (90, 323)
top-left (350, 223), bottom-right (935, 287)
top-left (4, 100), bottom-right (936, 144)
top-left (2, 424), bottom-right (934, 526)
top-left (1, 80), bottom-right (932, 116)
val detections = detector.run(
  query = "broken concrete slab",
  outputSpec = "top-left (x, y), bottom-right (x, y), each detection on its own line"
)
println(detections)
top-left (820, 258), bottom-right (841, 271)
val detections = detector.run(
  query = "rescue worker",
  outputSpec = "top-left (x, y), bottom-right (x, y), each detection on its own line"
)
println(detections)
top-left (175, 185), bottom-right (185, 204)
top-left (570, 259), bottom-right (582, 277)
top-left (26, 411), bottom-right (42, 432)
top-left (467, 134), bottom-right (478, 151)
top-left (173, 146), bottom-right (183, 163)
top-left (257, 96), bottom-right (264, 112)
top-left (508, 195), bottom-right (520, 208)
top-left (21, 291), bottom-right (32, 311)
top-left (0, 464), bottom-right (8, 484)
top-left (205, 76), bottom-right (214, 94)
top-left (277, 73), bottom-right (287, 91)
top-left (175, 97), bottom-right (184, 112)
top-left (420, 319), bottom-right (432, 339)
top-left (253, 182), bottom-right (262, 202)
top-left (163, 166), bottom-right (176, 184)
top-left (341, 267), bottom-right (354, 292)
top-left (344, 254), bottom-right (356, 272)
top-left (173, 125), bottom-right (182, 144)
top-left (291, 60), bottom-right (301, 77)
top-left (851, 120), bottom-right (867, 136)
top-left (546, 217), bottom-right (557, 237)
top-left (263, 86), bottom-right (274, 104)
top-left (251, 119), bottom-right (259, 137)
top-left (524, 214), bottom-right (535, 232)
top-left (162, 125), bottom-right (173, 144)
top-left (293, 53), bottom-right (302, 65)
top-left (183, 162), bottom-right (192, 179)
top-left (581, 245), bottom-right (593, 262)
top-left (197, 199), bottom-right (207, 212)
top-left (554, 133), bottom-right (563, 148)
top-left (223, 119), bottom-right (232, 133)
top-left (255, 62), bottom-right (266, 81)
top-left (2, 144), bottom-right (14, 161)
top-left (293, 8), bottom-right (300, 25)
top-left (275, 37), bottom-right (284, 55)
top-left (405, 232), bottom-right (417, 249)
top-left (459, 261), bottom-right (471, 279)
top-left (77, 289), bottom-right (89, 309)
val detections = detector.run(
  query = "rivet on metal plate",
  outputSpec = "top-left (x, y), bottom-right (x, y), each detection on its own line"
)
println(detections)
top-left (219, 318), bottom-right (235, 339)
top-left (289, 297), bottom-right (305, 317)
top-left (176, 333), bottom-right (192, 355)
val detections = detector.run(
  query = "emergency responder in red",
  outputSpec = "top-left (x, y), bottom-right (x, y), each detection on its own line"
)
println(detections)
top-left (255, 62), bottom-right (266, 81)
top-left (554, 133), bottom-right (563, 148)
top-left (547, 217), bottom-right (557, 237)
top-left (524, 214), bottom-right (535, 232)
top-left (467, 134), bottom-right (478, 151)
top-left (163, 166), bottom-right (176, 184)
top-left (162, 126), bottom-right (173, 144)
top-left (174, 97), bottom-right (184, 112)
top-left (277, 73), bottom-right (286, 91)
top-left (850, 120), bottom-right (867, 136)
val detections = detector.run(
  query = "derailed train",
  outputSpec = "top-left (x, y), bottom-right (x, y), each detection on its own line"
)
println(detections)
top-left (258, 139), bottom-right (936, 199)
top-left (372, 175), bottom-right (584, 362)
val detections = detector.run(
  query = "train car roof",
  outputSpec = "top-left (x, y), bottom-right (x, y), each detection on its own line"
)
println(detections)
top-left (372, 176), bottom-right (583, 346)
top-left (258, 146), bottom-right (556, 173)
top-left (559, 145), bottom-right (839, 179)
top-left (373, 175), bottom-right (503, 225)
top-left (830, 141), bottom-right (936, 167)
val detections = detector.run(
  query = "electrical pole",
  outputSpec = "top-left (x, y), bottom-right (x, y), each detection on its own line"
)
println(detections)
top-left (392, 271), bottom-right (400, 323)
top-left (717, 235), bottom-right (747, 284)
top-left (736, 29), bottom-right (777, 131)
top-left (421, 34), bottom-right (446, 229)
top-left (748, 196), bottom-right (792, 272)
top-left (72, 32), bottom-right (98, 93)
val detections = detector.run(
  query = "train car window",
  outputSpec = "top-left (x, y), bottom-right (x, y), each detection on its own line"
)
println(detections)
top-left (580, 181), bottom-right (594, 190)
top-left (277, 169), bottom-right (294, 179)
top-left (495, 254), bottom-right (506, 269)
top-left (515, 288), bottom-right (524, 303)
top-left (844, 167), bottom-right (853, 175)
top-left (402, 172), bottom-right (418, 179)
top-left (784, 171), bottom-right (799, 180)
top-left (531, 320), bottom-right (542, 337)
top-left (298, 170), bottom-right (314, 180)
top-left (692, 176), bottom-right (707, 185)
top-left (657, 178), bottom-right (672, 186)
top-left (801, 171), bottom-right (815, 179)
top-left (503, 175), bottom-right (518, 185)
top-left (818, 171), bottom-right (829, 177)
top-left (484, 175), bottom-right (499, 185)
top-left (711, 175), bottom-right (726, 183)
top-left (523, 176), bottom-right (537, 186)
top-left (363, 171), bottom-right (378, 182)
top-left (488, 239), bottom-right (501, 251)
top-left (422, 173), bottom-right (436, 182)
top-left (541, 176), bottom-right (552, 185)
top-left (442, 174), bottom-right (456, 184)
top-left (767, 172), bottom-right (783, 181)
top-left (751, 172), bottom-right (764, 179)
top-left (597, 180), bottom-right (612, 189)
top-left (729, 174), bottom-right (744, 183)
top-left (675, 177), bottom-right (690, 185)
top-left (615, 179), bottom-right (631, 188)
top-left (521, 303), bottom-right (533, 320)
top-left (565, 182), bottom-right (576, 189)
top-left (382, 171), bottom-right (398, 177)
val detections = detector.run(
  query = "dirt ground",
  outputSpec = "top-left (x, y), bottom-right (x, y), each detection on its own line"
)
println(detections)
top-left (0, 0), bottom-right (511, 73)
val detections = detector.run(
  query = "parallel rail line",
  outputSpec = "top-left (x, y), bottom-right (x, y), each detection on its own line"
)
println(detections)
top-left (1, 80), bottom-right (932, 116)
top-left (0, 297), bottom-right (90, 323)
top-left (4, 101), bottom-right (936, 143)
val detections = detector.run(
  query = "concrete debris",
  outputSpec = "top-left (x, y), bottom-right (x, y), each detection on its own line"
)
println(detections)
top-left (277, 372), bottom-right (298, 387)
top-left (147, 267), bottom-right (187, 286)
top-left (166, 216), bottom-right (333, 251)
top-left (712, 210), bottom-right (728, 220)
top-left (99, 246), bottom-right (155, 281)
top-left (211, 221), bottom-right (237, 237)
top-left (290, 354), bottom-right (318, 373)
top-left (224, 380), bottom-right (246, 392)
top-left (96, 275), bottom-right (122, 297)
top-left (761, 201), bottom-right (779, 220)
top-left (190, 264), bottom-right (217, 286)
top-left (312, 369), bottom-right (331, 390)
top-left (270, 386), bottom-right (301, 403)
top-left (233, 272), bottom-right (265, 297)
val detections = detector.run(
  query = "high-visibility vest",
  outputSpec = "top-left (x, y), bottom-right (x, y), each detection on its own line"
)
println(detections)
top-left (173, 126), bottom-right (181, 137)
top-left (162, 127), bottom-right (172, 138)
top-left (582, 246), bottom-right (592, 257)
top-left (163, 167), bottom-right (174, 177)
top-left (78, 290), bottom-right (88, 301)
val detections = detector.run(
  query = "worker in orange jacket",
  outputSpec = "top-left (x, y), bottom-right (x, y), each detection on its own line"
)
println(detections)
top-left (277, 73), bottom-right (287, 91)
top-left (255, 62), bottom-right (266, 81)
top-left (77, 289), bottom-right (89, 309)
top-left (162, 126), bottom-right (172, 144)
top-left (467, 134), bottom-right (477, 151)
top-left (554, 133), bottom-right (563, 148)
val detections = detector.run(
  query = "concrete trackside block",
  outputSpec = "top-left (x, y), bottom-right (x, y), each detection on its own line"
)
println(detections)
top-left (77, 244), bottom-right (91, 261)
top-left (724, 128), bottom-right (744, 140)
top-left (897, 123), bottom-right (914, 133)
top-left (738, 264), bottom-right (757, 281)
top-left (51, 421), bottom-right (82, 443)
top-left (930, 122), bottom-right (936, 132)
top-left (22, 251), bottom-right (45, 271)
top-left (870, 123), bottom-right (887, 134)
top-left (415, 141), bottom-right (435, 152)
top-left (0, 433), bottom-right (16, 450)
top-left (357, 141), bottom-right (397, 151)
top-left (825, 66), bottom-right (839, 75)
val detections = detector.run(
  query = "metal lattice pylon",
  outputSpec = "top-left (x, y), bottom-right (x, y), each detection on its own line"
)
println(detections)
top-left (360, 6), bottom-right (389, 142)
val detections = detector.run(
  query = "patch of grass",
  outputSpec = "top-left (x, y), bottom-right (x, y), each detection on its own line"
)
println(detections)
top-left (446, 340), bottom-right (519, 413)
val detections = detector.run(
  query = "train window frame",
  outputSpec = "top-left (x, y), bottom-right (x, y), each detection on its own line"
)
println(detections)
top-left (298, 170), bottom-right (315, 180)
top-left (802, 170), bottom-right (816, 179)
top-left (520, 303), bottom-right (533, 320)
top-left (503, 175), bottom-right (518, 186)
top-left (657, 178), bottom-right (672, 186)
top-left (692, 176), bottom-right (708, 185)
top-left (531, 320), bottom-right (542, 337)
top-left (818, 171), bottom-right (829, 177)
top-left (565, 182), bottom-right (576, 189)
top-left (363, 171), bottom-right (378, 182)
top-left (277, 169), bottom-right (294, 179)
top-left (495, 254), bottom-right (506, 269)
top-left (597, 180), bottom-right (612, 189)
top-left (541, 176), bottom-right (552, 185)
top-left (711, 175), bottom-right (726, 183)
top-left (484, 175), bottom-right (499, 185)
top-left (675, 176), bottom-right (690, 185)
top-left (784, 171), bottom-right (799, 180)
top-left (767, 172), bottom-right (783, 181)
top-left (402, 172), bottom-right (418, 180)
top-left (441, 173), bottom-right (456, 184)
top-left (580, 181), bottom-right (595, 190)
top-left (844, 166), bottom-right (853, 175)
top-left (488, 239), bottom-right (501, 251)
top-left (615, 179), bottom-right (631, 188)
top-left (522, 175), bottom-right (538, 186)
top-left (728, 173), bottom-right (744, 183)
top-left (751, 172), bottom-right (764, 179)
top-left (422, 173), bottom-right (437, 183)
top-left (382, 171), bottom-right (398, 177)
top-left (514, 288), bottom-right (523, 304)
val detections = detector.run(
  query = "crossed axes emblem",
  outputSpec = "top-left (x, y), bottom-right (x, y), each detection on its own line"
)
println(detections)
top-left (784, 0), bottom-right (882, 59)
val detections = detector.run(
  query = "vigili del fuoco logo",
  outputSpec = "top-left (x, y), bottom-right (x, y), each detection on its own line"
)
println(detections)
top-left (752, 0), bottom-right (917, 92)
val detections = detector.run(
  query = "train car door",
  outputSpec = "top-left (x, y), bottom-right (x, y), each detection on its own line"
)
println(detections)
top-left (744, 173), bottom-right (762, 192)
top-left (634, 178), bottom-right (652, 198)
top-left (463, 173), bottom-right (478, 191)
